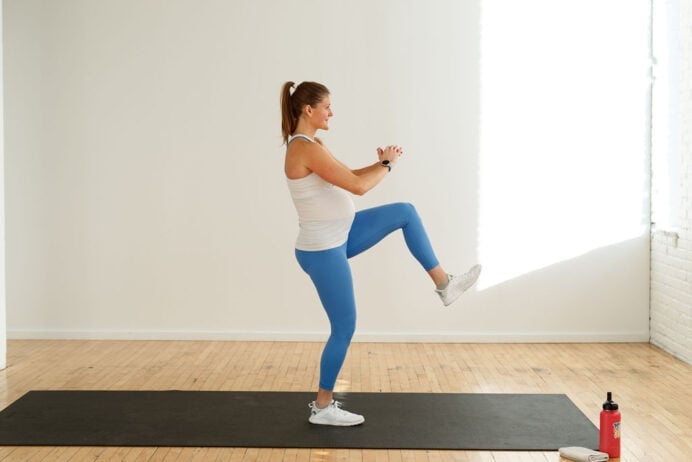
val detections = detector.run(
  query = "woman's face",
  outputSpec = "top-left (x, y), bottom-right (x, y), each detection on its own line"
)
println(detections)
top-left (306, 95), bottom-right (333, 131)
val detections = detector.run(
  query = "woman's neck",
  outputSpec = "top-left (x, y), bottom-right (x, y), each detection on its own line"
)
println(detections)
top-left (293, 121), bottom-right (317, 139)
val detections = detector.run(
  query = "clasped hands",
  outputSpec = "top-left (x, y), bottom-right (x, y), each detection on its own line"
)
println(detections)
top-left (376, 145), bottom-right (404, 166)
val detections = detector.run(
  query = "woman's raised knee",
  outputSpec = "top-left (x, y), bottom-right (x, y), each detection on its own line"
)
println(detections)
top-left (390, 201), bottom-right (416, 216)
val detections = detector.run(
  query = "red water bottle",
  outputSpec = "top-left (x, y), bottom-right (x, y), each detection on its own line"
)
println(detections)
top-left (599, 391), bottom-right (621, 458)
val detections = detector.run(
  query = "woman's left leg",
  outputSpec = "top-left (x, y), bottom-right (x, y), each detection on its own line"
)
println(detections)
top-left (346, 201), bottom-right (482, 306)
top-left (346, 202), bottom-right (448, 285)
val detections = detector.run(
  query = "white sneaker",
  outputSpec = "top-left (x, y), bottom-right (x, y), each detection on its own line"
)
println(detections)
top-left (308, 400), bottom-right (365, 426)
top-left (436, 264), bottom-right (482, 306)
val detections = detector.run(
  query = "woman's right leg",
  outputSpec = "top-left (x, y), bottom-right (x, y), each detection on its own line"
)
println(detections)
top-left (295, 245), bottom-right (365, 425)
top-left (295, 246), bottom-right (357, 401)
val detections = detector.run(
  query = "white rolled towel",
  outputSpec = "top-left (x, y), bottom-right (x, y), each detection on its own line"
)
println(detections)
top-left (558, 446), bottom-right (609, 462)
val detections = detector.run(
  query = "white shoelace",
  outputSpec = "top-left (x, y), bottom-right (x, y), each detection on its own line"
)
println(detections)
top-left (309, 400), bottom-right (347, 414)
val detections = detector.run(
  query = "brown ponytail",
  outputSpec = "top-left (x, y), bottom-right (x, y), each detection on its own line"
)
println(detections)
top-left (280, 81), bottom-right (330, 145)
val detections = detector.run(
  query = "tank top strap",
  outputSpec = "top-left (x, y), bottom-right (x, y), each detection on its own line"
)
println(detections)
top-left (288, 134), bottom-right (315, 144)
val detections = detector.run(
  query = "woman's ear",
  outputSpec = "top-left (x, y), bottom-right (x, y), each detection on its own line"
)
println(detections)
top-left (303, 104), bottom-right (313, 117)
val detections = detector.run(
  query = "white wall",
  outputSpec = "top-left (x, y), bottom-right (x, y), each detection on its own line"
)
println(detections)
top-left (651, 0), bottom-right (692, 364)
top-left (4, 0), bottom-right (651, 342)
top-left (1, 0), bottom-right (6, 369)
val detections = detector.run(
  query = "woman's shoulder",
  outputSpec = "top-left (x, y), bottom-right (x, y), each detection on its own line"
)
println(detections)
top-left (285, 140), bottom-right (321, 179)
top-left (287, 137), bottom-right (330, 158)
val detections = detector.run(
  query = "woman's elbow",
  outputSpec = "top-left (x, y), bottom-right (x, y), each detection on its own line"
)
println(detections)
top-left (342, 176), bottom-right (376, 196)
top-left (344, 179), bottom-right (371, 196)
top-left (351, 185), bottom-right (369, 196)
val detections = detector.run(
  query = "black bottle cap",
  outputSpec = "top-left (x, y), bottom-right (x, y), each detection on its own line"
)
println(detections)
top-left (603, 391), bottom-right (619, 411)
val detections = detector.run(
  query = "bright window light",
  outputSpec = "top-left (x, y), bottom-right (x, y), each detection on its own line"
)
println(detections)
top-left (651, 0), bottom-right (681, 231)
top-left (478, 1), bottom-right (651, 289)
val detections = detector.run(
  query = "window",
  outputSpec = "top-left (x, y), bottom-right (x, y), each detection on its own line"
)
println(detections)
top-left (651, 0), bottom-right (682, 231)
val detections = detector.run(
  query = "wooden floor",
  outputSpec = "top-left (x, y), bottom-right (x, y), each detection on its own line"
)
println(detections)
top-left (0, 341), bottom-right (690, 461)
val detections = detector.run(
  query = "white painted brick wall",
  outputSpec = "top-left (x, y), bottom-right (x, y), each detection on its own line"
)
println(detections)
top-left (650, 0), bottom-right (692, 365)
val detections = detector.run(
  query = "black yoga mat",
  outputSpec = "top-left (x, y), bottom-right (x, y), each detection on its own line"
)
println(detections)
top-left (0, 391), bottom-right (598, 450)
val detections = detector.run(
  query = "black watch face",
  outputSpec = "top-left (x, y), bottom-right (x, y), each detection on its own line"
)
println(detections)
top-left (382, 160), bottom-right (390, 165)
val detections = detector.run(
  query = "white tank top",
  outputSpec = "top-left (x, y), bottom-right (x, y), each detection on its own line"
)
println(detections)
top-left (286, 135), bottom-right (356, 251)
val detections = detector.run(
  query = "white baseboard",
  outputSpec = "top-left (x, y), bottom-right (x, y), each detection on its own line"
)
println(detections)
top-left (7, 328), bottom-right (651, 343)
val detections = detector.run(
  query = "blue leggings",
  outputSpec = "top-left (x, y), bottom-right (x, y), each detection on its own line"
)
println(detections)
top-left (295, 202), bottom-right (439, 391)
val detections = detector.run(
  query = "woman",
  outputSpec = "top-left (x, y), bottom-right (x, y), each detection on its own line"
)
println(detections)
top-left (281, 81), bottom-right (481, 426)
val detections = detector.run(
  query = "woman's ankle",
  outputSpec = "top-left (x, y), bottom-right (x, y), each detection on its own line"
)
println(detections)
top-left (428, 265), bottom-right (449, 288)
top-left (316, 389), bottom-right (333, 408)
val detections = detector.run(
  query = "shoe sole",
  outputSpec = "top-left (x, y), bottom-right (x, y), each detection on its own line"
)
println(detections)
top-left (308, 416), bottom-right (365, 426)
